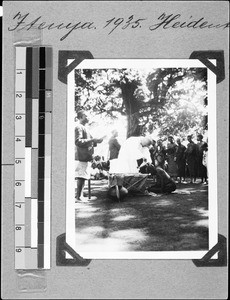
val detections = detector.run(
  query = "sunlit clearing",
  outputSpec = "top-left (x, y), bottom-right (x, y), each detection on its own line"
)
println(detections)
top-left (193, 219), bottom-right (209, 228)
top-left (155, 200), bottom-right (174, 207)
top-left (77, 206), bottom-right (99, 213)
top-left (110, 208), bottom-right (126, 214)
top-left (77, 211), bottom-right (102, 219)
top-left (110, 229), bottom-right (147, 242)
top-left (191, 207), bottom-right (208, 217)
top-left (76, 236), bottom-right (130, 252)
top-left (76, 226), bottom-right (105, 235)
top-left (113, 215), bottom-right (135, 222)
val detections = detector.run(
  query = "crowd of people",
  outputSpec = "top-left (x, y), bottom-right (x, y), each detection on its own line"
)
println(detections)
top-left (108, 132), bottom-right (208, 185)
top-left (149, 134), bottom-right (208, 184)
top-left (75, 110), bottom-right (208, 202)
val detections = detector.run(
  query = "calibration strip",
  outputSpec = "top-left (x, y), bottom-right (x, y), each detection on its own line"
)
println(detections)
top-left (15, 46), bottom-right (52, 269)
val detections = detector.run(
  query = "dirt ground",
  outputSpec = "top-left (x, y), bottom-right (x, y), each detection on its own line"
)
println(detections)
top-left (75, 179), bottom-right (209, 253)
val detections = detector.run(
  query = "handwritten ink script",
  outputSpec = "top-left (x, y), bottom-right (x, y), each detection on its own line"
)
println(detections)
top-left (8, 12), bottom-right (229, 41)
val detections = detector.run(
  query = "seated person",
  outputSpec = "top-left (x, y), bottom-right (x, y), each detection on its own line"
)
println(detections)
top-left (91, 155), bottom-right (108, 179)
top-left (140, 163), bottom-right (176, 194)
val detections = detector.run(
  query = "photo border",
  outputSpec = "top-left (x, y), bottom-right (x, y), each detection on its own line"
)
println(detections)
top-left (66, 59), bottom-right (217, 259)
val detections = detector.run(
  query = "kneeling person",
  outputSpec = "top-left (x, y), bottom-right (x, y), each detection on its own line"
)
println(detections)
top-left (148, 166), bottom-right (176, 194)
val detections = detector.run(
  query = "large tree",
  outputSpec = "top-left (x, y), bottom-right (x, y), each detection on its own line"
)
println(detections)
top-left (75, 67), bottom-right (207, 138)
top-left (144, 69), bottom-right (207, 139)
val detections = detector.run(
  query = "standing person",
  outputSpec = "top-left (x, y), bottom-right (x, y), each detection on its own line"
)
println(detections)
top-left (155, 139), bottom-right (167, 169)
top-left (166, 136), bottom-right (178, 179)
top-left (201, 142), bottom-right (208, 184)
top-left (149, 139), bottom-right (157, 166)
top-left (75, 110), bottom-right (104, 202)
top-left (185, 135), bottom-right (197, 183)
top-left (108, 129), bottom-right (121, 160)
top-left (175, 138), bottom-right (186, 183)
top-left (196, 134), bottom-right (205, 182)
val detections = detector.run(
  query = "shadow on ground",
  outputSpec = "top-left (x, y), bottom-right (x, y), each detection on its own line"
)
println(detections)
top-left (75, 179), bottom-right (209, 253)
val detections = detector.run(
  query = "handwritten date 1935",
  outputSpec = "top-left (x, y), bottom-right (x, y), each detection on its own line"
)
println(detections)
top-left (103, 15), bottom-right (146, 34)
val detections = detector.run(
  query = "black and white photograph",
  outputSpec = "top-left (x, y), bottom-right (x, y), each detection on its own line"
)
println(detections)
top-left (1, 0), bottom-right (228, 297)
top-left (66, 59), bottom-right (217, 259)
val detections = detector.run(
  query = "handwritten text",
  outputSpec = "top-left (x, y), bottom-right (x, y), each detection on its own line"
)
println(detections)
top-left (8, 12), bottom-right (229, 41)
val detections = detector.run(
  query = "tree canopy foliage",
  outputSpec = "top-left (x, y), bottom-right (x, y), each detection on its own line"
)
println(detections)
top-left (75, 67), bottom-right (207, 139)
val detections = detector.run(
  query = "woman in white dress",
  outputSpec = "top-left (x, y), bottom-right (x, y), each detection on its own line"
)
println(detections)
top-left (109, 136), bottom-right (153, 174)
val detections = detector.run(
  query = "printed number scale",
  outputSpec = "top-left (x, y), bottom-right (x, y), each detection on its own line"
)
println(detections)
top-left (15, 46), bottom-right (52, 269)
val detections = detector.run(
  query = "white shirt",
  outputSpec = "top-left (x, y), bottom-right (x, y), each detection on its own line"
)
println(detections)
top-left (109, 136), bottom-right (151, 174)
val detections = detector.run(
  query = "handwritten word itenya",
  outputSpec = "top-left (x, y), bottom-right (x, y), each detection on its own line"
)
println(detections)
top-left (8, 12), bottom-right (96, 41)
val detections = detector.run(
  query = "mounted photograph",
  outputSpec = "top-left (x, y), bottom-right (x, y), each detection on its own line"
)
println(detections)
top-left (66, 59), bottom-right (217, 259)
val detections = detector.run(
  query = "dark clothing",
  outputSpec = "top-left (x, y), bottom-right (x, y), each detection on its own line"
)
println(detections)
top-left (154, 145), bottom-right (166, 168)
top-left (149, 146), bottom-right (157, 165)
top-left (200, 164), bottom-right (207, 182)
top-left (148, 167), bottom-right (176, 193)
top-left (75, 124), bottom-right (95, 162)
top-left (197, 141), bottom-right (205, 178)
top-left (175, 144), bottom-right (186, 178)
top-left (185, 141), bottom-right (197, 177)
top-left (166, 143), bottom-right (178, 177)
top-left (108, 137), bottom-right (121, 160)
top-left (139, 163), bottom-right (156, 176)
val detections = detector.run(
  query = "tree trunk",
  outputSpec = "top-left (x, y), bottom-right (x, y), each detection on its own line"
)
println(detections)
top-left (120, 81), bottom-right (141, 138)
top-left (127, 113), bottom-right (141, 138)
